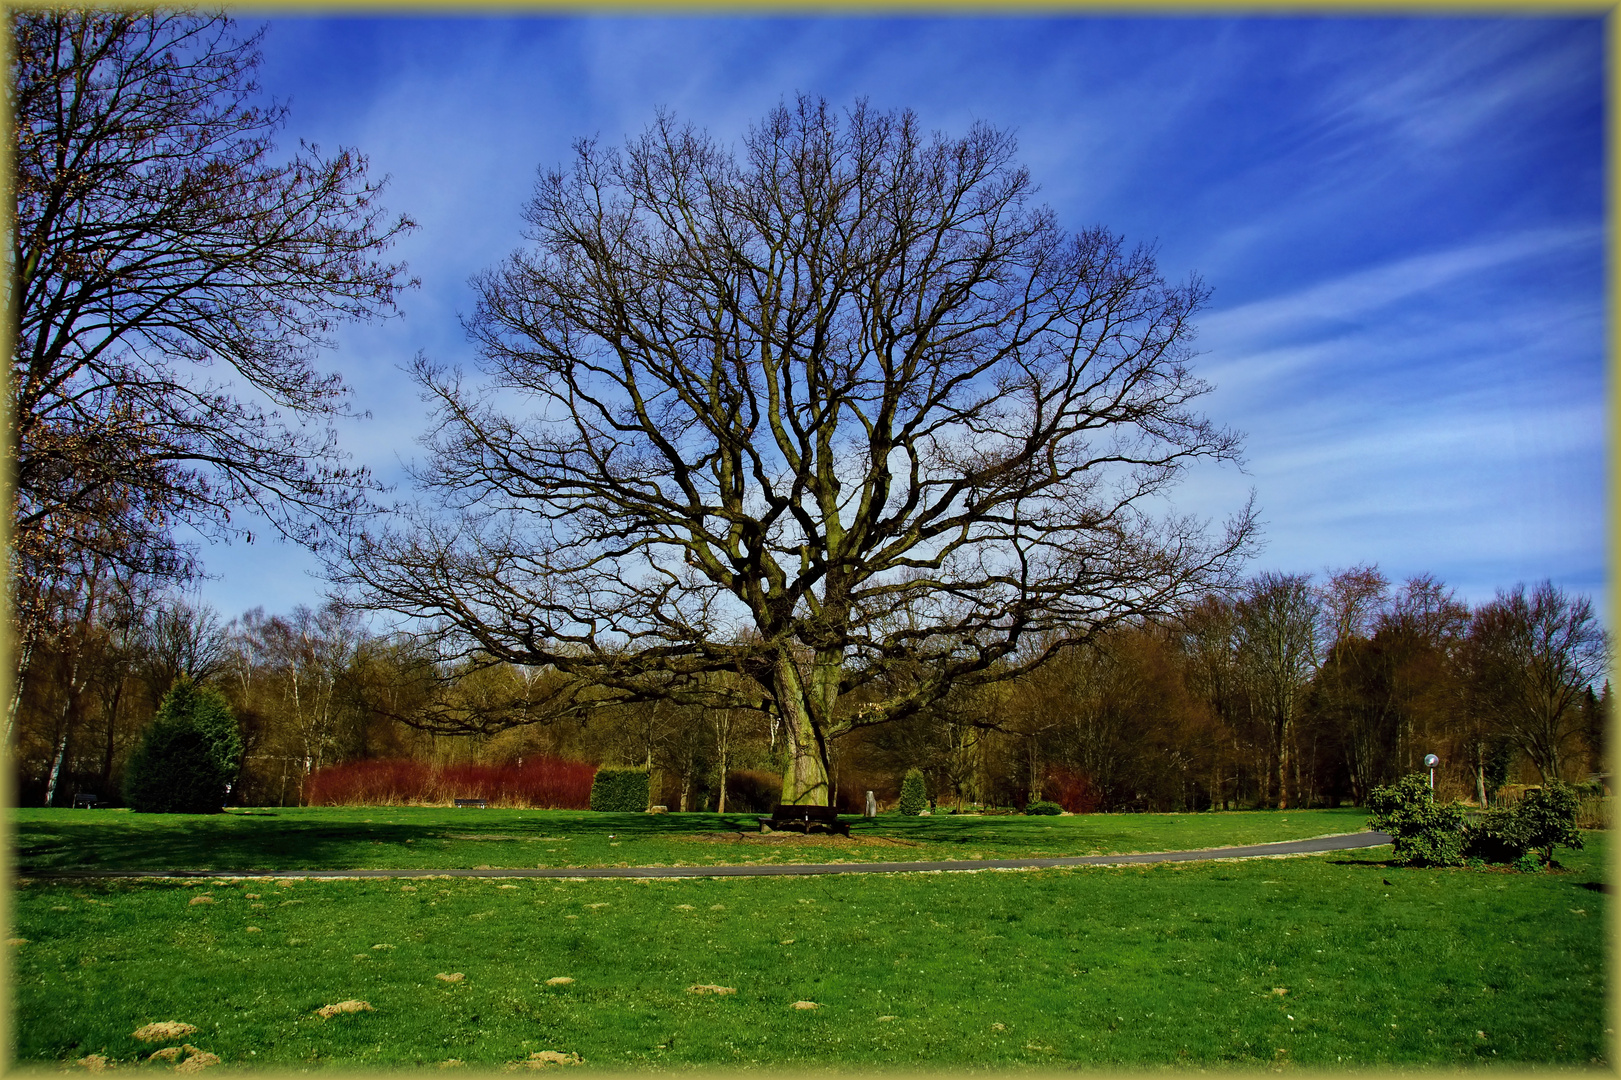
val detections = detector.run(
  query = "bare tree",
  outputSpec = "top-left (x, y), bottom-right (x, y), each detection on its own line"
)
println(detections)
top-left (1236, 572), bottom-right (1319, 808)
top-left (1463, 581), bottom-right (1608, 782)
top-left (8, 10), bottom-right (415, 722)
top-left (136, 596), bottom-right (230, 703)
top-left (345, 98), bottom-right (1252, 805)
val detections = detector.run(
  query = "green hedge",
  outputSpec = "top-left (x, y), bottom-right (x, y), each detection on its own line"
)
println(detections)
top-left (1024, 800), bottom-right (1063, 815)
top-left (590, 766), bottom-right (651, 812)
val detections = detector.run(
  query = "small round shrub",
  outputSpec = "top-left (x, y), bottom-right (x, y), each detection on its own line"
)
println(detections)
top-left (123, 680), bottom-right (240, 814)
top-left (897, 768), bottom-right (928, 816)
top-left (1024, 800), bottom-right (1062, 815)
top-left (1512, 851), bottom-right (1544, 874)
top-left (1366, 773), bottom-right (1466, 867)
top-left (1463, 781), bottom-right (1584, 867)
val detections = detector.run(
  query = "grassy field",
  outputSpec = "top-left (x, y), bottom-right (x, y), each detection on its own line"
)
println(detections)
top-left (6, 808), bottom-right (1607, 1070)
top-left (13, 805), bottom-right (1375, 874)
top-left (9, 834), bottom-right (1606, 1070)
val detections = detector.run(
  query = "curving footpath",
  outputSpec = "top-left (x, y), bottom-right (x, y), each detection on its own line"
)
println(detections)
top-left (24, 831), bottom-right (1392, 881)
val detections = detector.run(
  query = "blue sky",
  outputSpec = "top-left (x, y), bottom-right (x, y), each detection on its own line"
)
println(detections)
top-left (185, 15), bottom-right (1606, 625)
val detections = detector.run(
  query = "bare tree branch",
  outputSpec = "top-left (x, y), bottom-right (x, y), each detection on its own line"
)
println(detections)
top-left (342, 97), bottom-right (1254, 803)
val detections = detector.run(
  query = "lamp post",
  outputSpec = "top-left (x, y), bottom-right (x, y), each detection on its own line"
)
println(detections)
top-left (1423, 753), bottom-right (1440, 795)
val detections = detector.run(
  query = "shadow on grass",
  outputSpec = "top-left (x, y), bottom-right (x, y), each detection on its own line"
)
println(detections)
top-left (14, 809), bottom-right (774, 873)
top-left (14, 806), bottom-right (1375, 874)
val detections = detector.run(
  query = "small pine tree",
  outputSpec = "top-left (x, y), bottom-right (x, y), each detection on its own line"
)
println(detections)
top-left (155, 678), bottom-right (243, 781)
top-left (898, 768), bottom-right (928, 816)
top-left (123, 679), bottom-right (240, 814)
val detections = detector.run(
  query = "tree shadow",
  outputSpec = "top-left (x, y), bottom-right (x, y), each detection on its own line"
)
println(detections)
top-left (14, 806), bottom-right (1120, 873)
top-left (14, 809), bottom-right (784, 873)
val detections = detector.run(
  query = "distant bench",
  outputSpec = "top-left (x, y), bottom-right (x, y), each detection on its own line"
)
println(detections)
top-left (454, 798), bottom-right (488, 809)
top-left (757, 804), bottom-right (849, 836)
top-left (72, 793), bottom-right (100, 809)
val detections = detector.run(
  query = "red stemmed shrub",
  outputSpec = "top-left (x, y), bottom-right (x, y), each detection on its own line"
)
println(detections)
top-left (303, 757), bottom-right (596, 809)
top-left (1045, 767), bottom-right (1102, 814)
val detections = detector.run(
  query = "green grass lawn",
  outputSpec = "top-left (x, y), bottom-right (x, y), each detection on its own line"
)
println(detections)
top-left (13, 805), bottom-right (1374, 874)
top-left (6, 808), bottom-right (1607, 1070)
top-left (9, 834), bottom-right (1605, 1070)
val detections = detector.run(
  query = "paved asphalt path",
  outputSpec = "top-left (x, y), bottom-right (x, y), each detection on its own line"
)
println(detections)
top-left (24, 831), bottom-right (1392, 881)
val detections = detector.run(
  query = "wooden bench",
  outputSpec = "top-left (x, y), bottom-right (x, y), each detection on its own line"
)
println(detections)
top-left (454, 798), bottom-right (488, 808)
top-left (757, 804), bottom-right (849, 836)
top-left (72, 793), bottom-right (99, 809)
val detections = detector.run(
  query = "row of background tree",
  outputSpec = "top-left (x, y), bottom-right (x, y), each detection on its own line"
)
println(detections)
top-left (12, 560), bottom-right (1607, 812)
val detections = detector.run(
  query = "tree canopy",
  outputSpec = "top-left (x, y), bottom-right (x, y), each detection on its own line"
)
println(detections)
top-left (346, 97), bottom-right (1253, 804)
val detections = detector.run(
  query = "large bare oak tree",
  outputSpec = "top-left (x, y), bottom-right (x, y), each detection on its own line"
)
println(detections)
top-left (346, 98), bottom-right (1253, 805)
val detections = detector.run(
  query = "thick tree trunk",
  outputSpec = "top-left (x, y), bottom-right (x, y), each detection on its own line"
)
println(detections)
top-left (774, 649), bottom-right (834, 805)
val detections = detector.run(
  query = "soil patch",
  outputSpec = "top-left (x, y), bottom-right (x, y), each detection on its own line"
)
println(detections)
top-left (134, 1023), bottom-right (197, 1042)
top-left (679, 832), bottom-right (920, 848)
top-left (508, 1051), bottom-right (583, 1069)
top-left (444, 834), bottom-right (521, 841)
top-left (174, 1050), bottom-right (221, 1072)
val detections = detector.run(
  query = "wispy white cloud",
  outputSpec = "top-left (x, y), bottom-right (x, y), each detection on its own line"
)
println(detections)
top-left (1197, 226), bottom-right (1601, 351)
top-left (188, 16), bottom-right (1602, 624)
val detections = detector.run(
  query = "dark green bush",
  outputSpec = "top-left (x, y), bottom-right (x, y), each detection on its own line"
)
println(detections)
top-left (158, 678), bottom-right (242, 777)
top-left (1516, 782), bottom-right (1584, 865)
top-left (1024, 800), bottom-right (1062, 815)
top-left (1366, 773), bottom-right (1466, 867)
top-left (590, 765), bottom-right (651, 812)
top-left (897, 768), bottom-right (927, 816)
top-left (1463, 781), bottom-right (1583, 868)
top-left (1462, 807), bottom-right (1530, 864)
top-left (123, 680), bottom-right (240, 814)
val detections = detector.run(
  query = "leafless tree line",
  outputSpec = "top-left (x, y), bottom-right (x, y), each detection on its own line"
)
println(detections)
top-left (11, 563), bottom-right (1604, 811)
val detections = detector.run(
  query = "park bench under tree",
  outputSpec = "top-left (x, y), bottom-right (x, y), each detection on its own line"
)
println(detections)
top-left (758, 804), bottom-right (850, 836)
